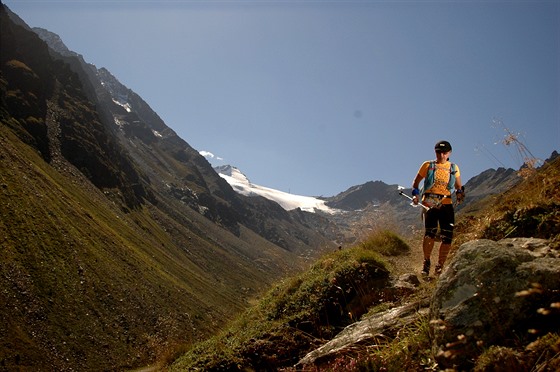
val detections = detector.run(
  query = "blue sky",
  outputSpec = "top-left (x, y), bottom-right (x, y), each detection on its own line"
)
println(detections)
top-left (5, 0), bottom-right (559, 197)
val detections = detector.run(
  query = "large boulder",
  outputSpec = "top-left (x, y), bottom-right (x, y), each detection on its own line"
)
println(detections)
top-left (431, 238), bottom-right (560, 370)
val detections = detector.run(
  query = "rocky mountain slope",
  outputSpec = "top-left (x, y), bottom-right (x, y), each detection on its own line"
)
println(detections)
top-left (298, 154), bottom-right (560, 371)
top-left (0, 5), bottom-right (334, 370)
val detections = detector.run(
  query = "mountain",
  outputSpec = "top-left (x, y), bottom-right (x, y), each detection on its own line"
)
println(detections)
top-left (0, 5), bottom-right (336, 370)
top-left (323, 180), bottom-right (407, 210)
top-left (318, 167), bottom-right (524, 243)
top-left (455, 166), bottom-right (520, 213)
top-left (213, 167), bottom-right (423, 245)
top-left (322, 169), bottom-right (523, 214)
top-left (32, 27), bottom-right (79, 58)
top-left (167, 154), bottom-right (560, 372)
top-left (29, 20), bottom-right (337, 253)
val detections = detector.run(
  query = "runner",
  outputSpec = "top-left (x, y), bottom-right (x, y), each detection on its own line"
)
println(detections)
top-left (411, 140), bottom-right (465, 276)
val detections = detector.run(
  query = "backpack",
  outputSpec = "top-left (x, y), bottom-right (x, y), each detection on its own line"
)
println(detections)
top-left (422, 161), bottom-right (457, 195)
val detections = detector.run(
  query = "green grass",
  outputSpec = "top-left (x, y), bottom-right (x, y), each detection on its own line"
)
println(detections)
top-left (359, 229), bottom-right (410, 256)
top-left (170, 241), bottom-right (393, 371)
top-left (0, 126), bottom-right (191, 368)
top-left (169, 230), bottom-right (420, 370)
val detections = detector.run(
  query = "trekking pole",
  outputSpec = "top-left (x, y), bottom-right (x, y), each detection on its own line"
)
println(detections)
top-left (397, 186), bottom-right (429, 211)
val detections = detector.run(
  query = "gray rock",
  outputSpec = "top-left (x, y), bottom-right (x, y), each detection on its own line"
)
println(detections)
top-left (396, 273), bottom-right (421, 288)
top-left (430, 238), bottom-right (560, 370)
top-left (296, 301), bottom-right (429, 368)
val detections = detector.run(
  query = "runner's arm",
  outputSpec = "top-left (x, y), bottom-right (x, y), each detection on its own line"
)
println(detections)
top-left (412, 173), bottom-right (423, 204)
top-left (455, 174), bottom-right (465, 203)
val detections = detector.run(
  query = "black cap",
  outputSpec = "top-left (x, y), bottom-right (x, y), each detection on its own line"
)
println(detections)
top-left (435, 140), bottom-right (452, 152)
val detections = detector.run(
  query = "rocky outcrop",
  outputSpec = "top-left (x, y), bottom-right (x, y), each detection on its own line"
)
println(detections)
top-left (296, 300), bottom-right (429, 368)
top-left (296, 238), bottom-right (559, 370)
top-left (431, 238), bottom-right (560, 370)
top-left (295, 273), bottom-right (425, 368)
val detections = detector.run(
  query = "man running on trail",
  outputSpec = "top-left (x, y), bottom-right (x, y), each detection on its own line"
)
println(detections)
top-left (411, 140), bottom-right (465, 276)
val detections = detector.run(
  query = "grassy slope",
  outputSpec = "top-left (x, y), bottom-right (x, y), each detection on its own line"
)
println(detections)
top-left (454, 155), bottom-right (560, 247)
top-left (0, 124), bottom-right (293, 370)
top-left (0, 125), bottom-right (199, 368)
top-left (169, 232), bottom-right (410, 371)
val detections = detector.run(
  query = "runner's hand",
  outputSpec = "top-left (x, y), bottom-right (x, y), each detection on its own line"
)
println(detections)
top-left (456, 188), bottom-right (465, 204)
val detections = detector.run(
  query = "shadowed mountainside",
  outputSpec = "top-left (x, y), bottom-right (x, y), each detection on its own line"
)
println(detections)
top-left (0, 5), bottom-right (334, 370)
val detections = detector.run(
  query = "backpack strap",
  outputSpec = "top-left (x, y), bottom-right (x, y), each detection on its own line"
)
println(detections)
top-left (421, 161), bottom-right (436, 196)
top-left (447, 163), bottom-right (457, 191)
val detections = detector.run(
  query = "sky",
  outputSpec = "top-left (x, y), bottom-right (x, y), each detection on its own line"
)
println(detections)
top-left (4, 0), bottom-right (559, 197)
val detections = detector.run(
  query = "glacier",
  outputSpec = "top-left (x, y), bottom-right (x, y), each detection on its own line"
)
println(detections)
top-left (215, 165), bottom-right (337, 214)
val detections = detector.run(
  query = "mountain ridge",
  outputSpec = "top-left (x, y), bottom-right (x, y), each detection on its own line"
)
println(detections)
top-left (214, 161), bottom-right (534, 246)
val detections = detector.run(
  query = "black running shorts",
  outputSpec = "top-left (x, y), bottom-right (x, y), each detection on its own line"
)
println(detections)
top-left (424, 204), bottom-right (454, 244)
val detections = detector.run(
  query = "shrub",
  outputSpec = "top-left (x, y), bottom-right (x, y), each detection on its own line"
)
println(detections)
top-left (360, 229), bottom-right (410, 256)
top-left (5, 59), bottom-right (36, 76)
top-left (473, 334), bottom-right (560, 372)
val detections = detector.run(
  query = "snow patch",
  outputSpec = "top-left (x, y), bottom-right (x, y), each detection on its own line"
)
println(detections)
top-left (112, 98), bottom-right (132, 113)
top-left (216, 165), bottom-right (338, 214)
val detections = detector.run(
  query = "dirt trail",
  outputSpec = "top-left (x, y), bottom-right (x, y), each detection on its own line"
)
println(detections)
top-left (391, 235), bottom-right (425, 276)
top-left (128, 363), bottom-right (163, 372)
